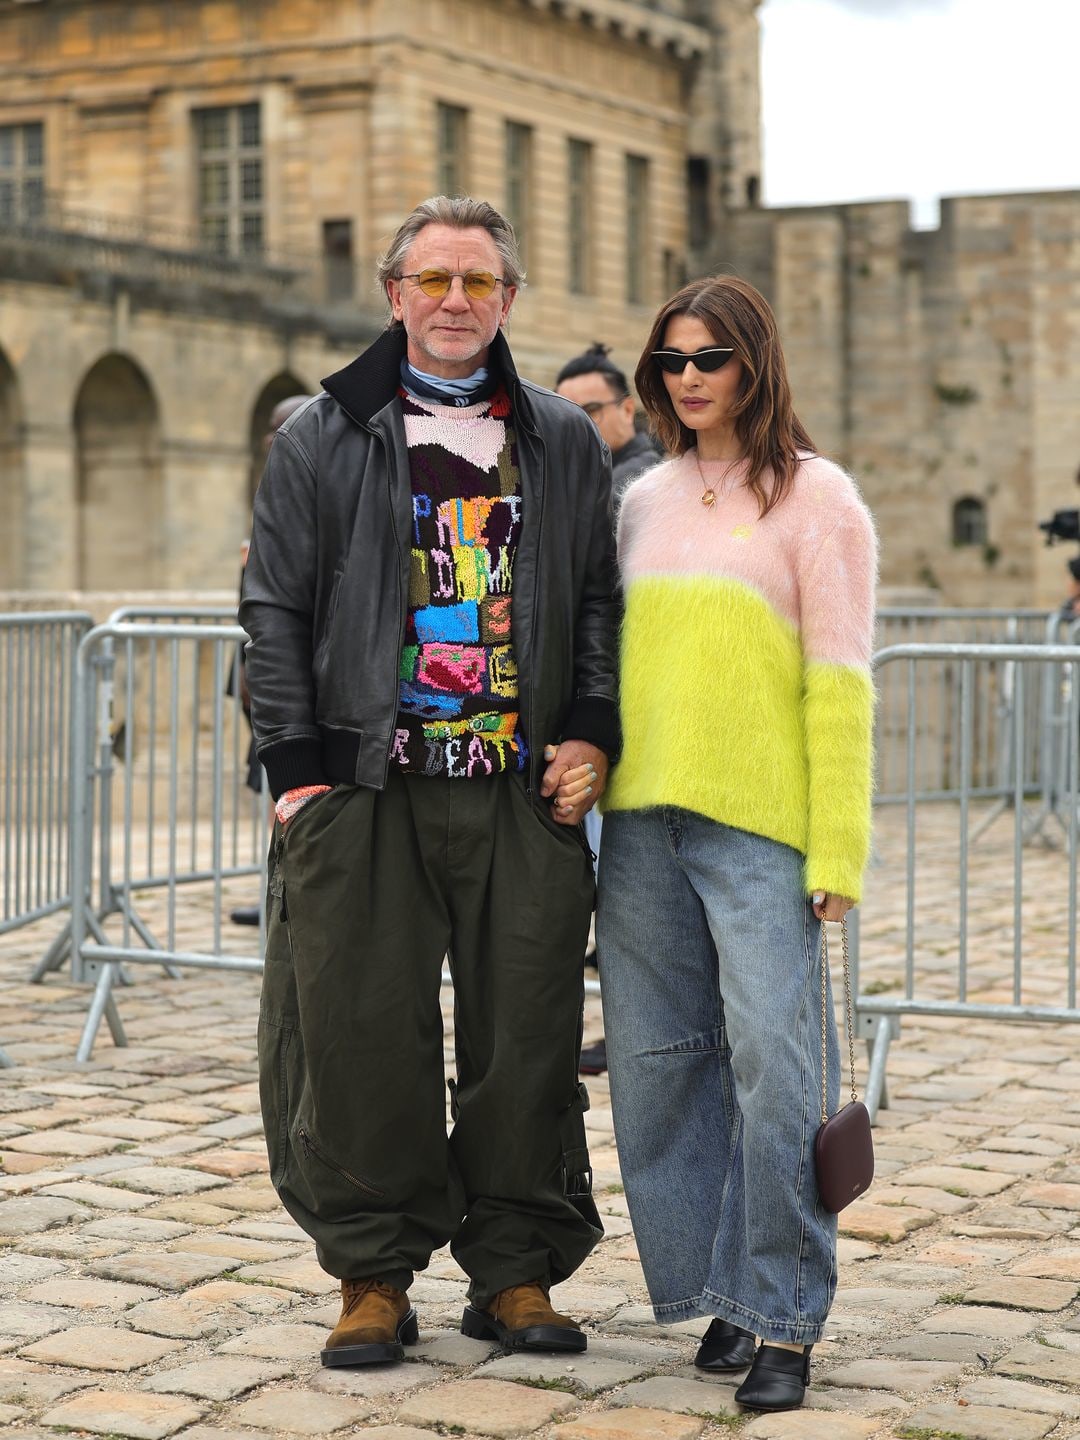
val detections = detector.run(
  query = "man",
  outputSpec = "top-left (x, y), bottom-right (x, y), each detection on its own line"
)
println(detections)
top-left (555, 344), bottom-right (663, 511)
top-left (554, 347), bottom-right (659, 1076)
top-left (241, 196), bottom-right (619, 1368)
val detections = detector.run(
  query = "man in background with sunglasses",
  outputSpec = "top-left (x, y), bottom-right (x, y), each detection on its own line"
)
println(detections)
top-left (556, 343), bottom-right (664, 513)
top-left (241, 195), bottom-right (619, 1369)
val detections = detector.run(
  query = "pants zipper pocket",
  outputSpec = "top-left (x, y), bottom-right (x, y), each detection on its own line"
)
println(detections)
top-left (297, 1125), bottom-right (384, 1198)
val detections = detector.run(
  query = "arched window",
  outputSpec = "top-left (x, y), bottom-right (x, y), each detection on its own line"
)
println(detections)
top-left (248, 372), bottom-right (311, 503)
top-left (952, 496), bottom-right (987, 547)
top-left (74, 355), bottom-right (162, 589)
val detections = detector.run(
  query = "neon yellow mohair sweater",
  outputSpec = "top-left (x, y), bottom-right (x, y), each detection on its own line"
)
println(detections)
top-left (605, 449), bottom-right (878, 903)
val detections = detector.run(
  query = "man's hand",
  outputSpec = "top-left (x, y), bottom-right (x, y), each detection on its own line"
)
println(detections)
top-left (812, 891), bottom-right (856, 923)
top-left (541, 741), bottom-right (609, 825)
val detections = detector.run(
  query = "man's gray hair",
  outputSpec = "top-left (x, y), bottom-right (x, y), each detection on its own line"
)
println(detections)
top-left (376, 196), bottom-right (526, 313)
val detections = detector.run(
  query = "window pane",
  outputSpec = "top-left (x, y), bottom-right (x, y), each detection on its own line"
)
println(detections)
top-left (239, 103), bottom-right (260, 149)
top-left (240, 158), bottom-right (262, 203)
top-left (241, 213), bottom-right (263, 252)
top-left (0, 180), bottom-right (14, 223)
top-left (436, 103), bottom-right (467, 197)
top-left (626, 154), bottom-right (650, 304)
top-left (23, 122), bottom-right (44, 168)
top-left (198, 108), bottom-right (228, 152)
top-left (200, 162), bottom-right (229, 208)
top-left (568, 139), bottom-right (592, 296)
top-left (0, 129), bottom-right (15, 171)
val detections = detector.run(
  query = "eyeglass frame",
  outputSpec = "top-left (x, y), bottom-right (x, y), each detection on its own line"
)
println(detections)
top-left (396, 268), bottom-right (508, 299)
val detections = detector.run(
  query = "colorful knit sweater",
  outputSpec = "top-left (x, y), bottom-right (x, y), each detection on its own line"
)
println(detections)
top-left (604, 449), bottom-right (878, 901)
top-left (391, 387), bottom-right (527, 778)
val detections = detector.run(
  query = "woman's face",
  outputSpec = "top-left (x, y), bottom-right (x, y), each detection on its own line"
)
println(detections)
top-left (659, 313), bottom-right (744, 438)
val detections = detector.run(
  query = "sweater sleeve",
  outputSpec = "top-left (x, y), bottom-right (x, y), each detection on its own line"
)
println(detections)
top-left (798, 488), bottom-right (878, 902)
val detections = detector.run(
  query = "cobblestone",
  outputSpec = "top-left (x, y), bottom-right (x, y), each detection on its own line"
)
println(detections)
top-left (1, 803), bottom-right (1080, 1440)
top-left (40, 1388), bottom-right (205, 1438)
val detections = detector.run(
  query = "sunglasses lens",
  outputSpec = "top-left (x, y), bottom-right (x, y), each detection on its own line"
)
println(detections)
top-left (697, 350), bottom-right (734, 372)
top-left (417, 270), bottom-right (452, 297)
top-left (463, 271), bottom-right (497, 298)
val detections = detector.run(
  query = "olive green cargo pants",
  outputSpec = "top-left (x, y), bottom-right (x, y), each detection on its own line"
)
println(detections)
top-left (257, 772), bottom-right (601, 1306)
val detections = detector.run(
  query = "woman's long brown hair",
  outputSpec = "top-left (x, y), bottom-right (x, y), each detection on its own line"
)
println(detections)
top-left (634, 275), bottom-right (815, 517)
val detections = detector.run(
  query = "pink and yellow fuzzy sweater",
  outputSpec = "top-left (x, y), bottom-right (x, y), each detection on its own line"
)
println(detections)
top-left (605, 449), bottom-right (878, 902)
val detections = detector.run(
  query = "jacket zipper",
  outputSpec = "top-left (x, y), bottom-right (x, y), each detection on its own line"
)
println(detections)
top-left (524, 419), bottom-right (547, 801)
top-left (297, 1125), bottom-right (384, 1198)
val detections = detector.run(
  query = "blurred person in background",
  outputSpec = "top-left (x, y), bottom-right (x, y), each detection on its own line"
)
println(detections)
top-left (554, 344), bottom-right (663, 1077)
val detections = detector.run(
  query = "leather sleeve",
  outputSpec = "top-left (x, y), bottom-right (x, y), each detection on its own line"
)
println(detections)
top-left (238, 424), bottom-right (329, 799)
top-left (562, 430), bottom-right (622, 758)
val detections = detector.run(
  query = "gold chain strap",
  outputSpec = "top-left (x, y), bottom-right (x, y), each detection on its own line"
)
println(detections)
top-left (819, 914), bottom-right (859, 1126)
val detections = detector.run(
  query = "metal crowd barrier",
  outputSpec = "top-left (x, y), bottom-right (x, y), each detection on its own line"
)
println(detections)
top-left (64, 620), bottom-right (268, 1059)
top-left (1, 612), bottom-right (95, 1066)
top-left (874, 609), bottom-right (1054, 803)
top-left (856, 640), bottom-right (1080, 1122)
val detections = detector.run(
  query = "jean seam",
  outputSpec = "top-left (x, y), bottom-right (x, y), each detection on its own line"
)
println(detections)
top-left (792, 899), bottom-right (813, 1328)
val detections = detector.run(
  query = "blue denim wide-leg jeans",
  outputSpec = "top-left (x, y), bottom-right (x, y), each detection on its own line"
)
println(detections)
top-left (596, 807), bottom-right (839, 1344)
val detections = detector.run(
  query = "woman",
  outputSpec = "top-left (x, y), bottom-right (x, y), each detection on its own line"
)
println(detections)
top-left (583, 276), bottom-right (876, 1412)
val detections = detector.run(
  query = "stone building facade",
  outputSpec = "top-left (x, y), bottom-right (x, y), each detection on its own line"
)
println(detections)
top-left (0, 0), bottom-right (1077, 604)
top-left (0, 0), bottom-right (759, 592)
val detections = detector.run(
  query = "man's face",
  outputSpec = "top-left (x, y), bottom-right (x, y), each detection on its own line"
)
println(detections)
top-left (386, 223), bottom-right (516, 379)
top-left (555, 372), bottom-right (637, 451)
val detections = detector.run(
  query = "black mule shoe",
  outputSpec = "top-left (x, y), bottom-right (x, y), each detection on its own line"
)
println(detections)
top-left (693, 1317), bottom-right (756, 1372)
top-left (734, 1342), bottom-right (811, 1411)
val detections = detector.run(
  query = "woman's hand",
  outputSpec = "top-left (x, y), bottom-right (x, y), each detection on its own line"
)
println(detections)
top-left (812, 891), bottom-right (855, 922)
top-left (541, 742), bottom-right (608, 825)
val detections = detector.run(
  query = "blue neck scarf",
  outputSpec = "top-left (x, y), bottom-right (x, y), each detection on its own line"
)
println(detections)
top-left (400, 359), bottom-right (498, 408)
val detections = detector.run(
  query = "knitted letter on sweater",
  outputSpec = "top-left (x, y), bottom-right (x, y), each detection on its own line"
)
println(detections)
top-left (604, 450), bottom-right (878, 902)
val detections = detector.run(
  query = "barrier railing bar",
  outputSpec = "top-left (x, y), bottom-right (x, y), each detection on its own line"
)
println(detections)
top-left (905, 657), bottom-right (916, 1000)
top-left (958, 657), bottom-right (971, 1003)
top-left (1013, 663), bottom-right (1024, 1004)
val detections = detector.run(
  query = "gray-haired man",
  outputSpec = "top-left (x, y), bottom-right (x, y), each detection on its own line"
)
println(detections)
top-left (241, 197), bottom-right (619, 1366)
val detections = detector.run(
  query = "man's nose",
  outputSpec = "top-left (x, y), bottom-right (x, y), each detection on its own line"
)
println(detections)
top-left (441, 278), bottom-right (472, 311)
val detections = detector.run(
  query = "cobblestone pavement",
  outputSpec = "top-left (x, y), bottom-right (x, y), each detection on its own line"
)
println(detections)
top-left (2, 801), bottom-right (1080, 1440)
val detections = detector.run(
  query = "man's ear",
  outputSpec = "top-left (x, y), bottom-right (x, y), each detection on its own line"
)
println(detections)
top-left (499, 285), bottom-right (518, 326)
top-left (387, 278), bottom-right (404, 322)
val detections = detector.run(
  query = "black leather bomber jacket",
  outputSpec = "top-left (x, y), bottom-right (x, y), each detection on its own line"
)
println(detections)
top-left (240, 326), bottom-right (622, 800)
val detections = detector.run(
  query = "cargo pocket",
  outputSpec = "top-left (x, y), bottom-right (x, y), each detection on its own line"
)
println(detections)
top-left (258, 1017), bottom-right (297, 1191)
top-left (295, 1123), bottom-right (385, 1201)
top-left (558, 1082), bottom-right (598, 1219)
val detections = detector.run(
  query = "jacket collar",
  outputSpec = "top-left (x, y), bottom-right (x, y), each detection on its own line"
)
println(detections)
top-left (322, 326), bottom-right (525, 428)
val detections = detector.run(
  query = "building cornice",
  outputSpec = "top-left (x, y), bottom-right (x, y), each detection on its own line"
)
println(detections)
top-left (517, 0), bottom-right (709, 59)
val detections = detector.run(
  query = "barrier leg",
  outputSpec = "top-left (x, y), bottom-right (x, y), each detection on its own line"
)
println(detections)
top-left (127, 909), bottom-right (183, 981)
top-left (30, 921), bottom-right (73, 983)
top-left (864, 1016), bottom-right (894, 1125)
top-left (76, 961), bottom-right (127, 1062)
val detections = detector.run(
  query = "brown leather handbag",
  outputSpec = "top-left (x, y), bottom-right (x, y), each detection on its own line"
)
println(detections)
top-left (813, 915), bottom-right (874, 1213)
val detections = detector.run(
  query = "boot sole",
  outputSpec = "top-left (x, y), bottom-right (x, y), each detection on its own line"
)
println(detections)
top-left (321, 1307), bottom-right (419, 1367)
top-left (461, 1304), bottom-right (587, 1354)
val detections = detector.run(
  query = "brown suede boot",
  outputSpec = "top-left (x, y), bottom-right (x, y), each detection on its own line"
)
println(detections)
top-left (461, 1280), bottom-right (586, 1353)
top-left (321, 1279), bottom-right (418, 1367)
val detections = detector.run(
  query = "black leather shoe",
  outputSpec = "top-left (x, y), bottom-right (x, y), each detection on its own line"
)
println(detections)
top-left (230, 906), bottom-right (261, 926)
top-left (694, 1317), bottom-right (756, 1372)
top-left (734, 1343), bottom-right (811, 1411)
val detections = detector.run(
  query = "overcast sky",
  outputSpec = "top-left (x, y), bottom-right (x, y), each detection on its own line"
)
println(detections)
top-left (760, 0), bottom-right (1077, 227)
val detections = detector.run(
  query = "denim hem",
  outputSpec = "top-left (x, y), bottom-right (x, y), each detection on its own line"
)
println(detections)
top-left (652, 1290), bottom-right (828, 1345)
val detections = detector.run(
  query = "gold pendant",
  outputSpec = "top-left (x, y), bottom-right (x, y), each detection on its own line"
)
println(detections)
top-left (700, 488), bottom-right (716, 508)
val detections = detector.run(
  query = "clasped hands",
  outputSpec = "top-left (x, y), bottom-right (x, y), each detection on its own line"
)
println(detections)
top-left (540, 740), bottom-right (608, 826)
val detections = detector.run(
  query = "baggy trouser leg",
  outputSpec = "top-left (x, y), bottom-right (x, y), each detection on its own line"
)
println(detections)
top-left (446, 776), bottom-right (602, 1305)
top-left (257, 782), bottom-right (463, 1286)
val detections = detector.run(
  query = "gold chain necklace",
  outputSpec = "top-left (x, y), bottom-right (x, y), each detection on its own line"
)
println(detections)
top-left (696, 453), bottom-right (740, 509)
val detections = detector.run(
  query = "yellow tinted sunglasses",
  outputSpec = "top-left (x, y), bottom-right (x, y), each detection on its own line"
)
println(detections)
top-left (398, 268), bottom-right (506, 299)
